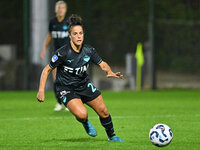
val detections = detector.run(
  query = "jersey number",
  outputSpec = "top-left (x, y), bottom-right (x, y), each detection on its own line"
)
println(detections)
top-left (88, 83), bottom-right (97, 93)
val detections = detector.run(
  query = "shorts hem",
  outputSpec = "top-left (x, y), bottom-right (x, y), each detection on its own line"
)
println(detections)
top-left (63, 97), bottom-right (81, 107)
top-left (83, 92), bottom-right (101, 103)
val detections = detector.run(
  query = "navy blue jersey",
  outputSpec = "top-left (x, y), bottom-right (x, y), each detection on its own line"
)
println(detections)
top-left (49, 44), bottom-right (102, 87)
top-left (49, 17), bottom-right (70, 50)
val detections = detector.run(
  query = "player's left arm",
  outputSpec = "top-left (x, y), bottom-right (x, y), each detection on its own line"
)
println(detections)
top-left (99, 61), bottom-right (123, 79)
top-left (90, 48), bottom-right (123, 79)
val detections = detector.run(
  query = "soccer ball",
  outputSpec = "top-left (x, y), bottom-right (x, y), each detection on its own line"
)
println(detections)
top-left (149, 123), bottom-right (173, 147)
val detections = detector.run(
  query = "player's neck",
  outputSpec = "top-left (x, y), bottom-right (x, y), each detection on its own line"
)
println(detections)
top-left (57, 15), bottom-right (65, 22)
top-left (70, 41), bottom-right (82, 53)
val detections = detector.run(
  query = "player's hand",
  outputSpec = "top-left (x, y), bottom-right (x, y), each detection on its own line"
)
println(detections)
top-left (107, 72), bottom-right (123, 79)
top-left (37, 91), bottom-right (45, 102)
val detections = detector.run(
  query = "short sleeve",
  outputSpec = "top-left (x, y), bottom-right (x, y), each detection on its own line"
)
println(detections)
top-left (48, 21), bottom-right (52, 33)
top-left (49, 51), bottom-right (64, 69)
top-left (90, 48), bottom-right (103, 65)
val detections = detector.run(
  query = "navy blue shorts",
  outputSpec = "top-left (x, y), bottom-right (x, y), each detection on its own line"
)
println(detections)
top-left (56, 80), bottom-right (101, 106)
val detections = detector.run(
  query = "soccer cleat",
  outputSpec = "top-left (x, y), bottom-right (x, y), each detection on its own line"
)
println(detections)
top-left (82, 120), bottom-right (97, 137)
top-left (54, 103), bottom-right (63, 111)
top-left (108, 136), bottom-right (125, 142)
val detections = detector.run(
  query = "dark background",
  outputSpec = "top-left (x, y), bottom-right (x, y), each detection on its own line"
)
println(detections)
top-left (0, 0), bottom-right (200, 90)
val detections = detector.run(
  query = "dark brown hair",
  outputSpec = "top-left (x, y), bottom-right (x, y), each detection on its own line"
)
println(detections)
top-left (68, 14), bottom-right (83, 33)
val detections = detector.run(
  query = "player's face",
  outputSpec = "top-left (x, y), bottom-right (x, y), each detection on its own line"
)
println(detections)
top-left (70, 26), bottom-right (84, 46)
top-left (56, 3), bottom-right (67, 17)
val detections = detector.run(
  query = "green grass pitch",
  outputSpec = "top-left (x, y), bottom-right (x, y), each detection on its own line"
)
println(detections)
top-left (0, 90), bottom-right (200, 150)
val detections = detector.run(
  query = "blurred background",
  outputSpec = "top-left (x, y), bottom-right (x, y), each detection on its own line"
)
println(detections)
top-left (0, 0), bottom-right (200, 91)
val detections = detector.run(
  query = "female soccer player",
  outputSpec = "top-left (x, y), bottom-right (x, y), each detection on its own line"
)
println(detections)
top-left (37, 14), bottom-right (124, 142)
top-left (40, 1), bottom-right (69, 111)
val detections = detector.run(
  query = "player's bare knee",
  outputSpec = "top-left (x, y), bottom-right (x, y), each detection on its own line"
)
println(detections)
top-left (99, 107), bottom-right (109, 118)
top-left (76, 111), bottom-right (88, 121)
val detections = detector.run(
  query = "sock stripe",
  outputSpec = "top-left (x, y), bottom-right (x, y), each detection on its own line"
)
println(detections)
top-left (100, 115), bottom-right (116, 138)
top-left (101, 121), bottom-right (112, 126)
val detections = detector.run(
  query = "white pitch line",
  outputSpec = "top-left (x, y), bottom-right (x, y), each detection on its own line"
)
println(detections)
top-left (0, 114), bottom-right (200, 121)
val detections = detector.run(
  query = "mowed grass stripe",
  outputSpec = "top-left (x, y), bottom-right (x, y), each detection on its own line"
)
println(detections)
top-left (0, 90), bottom-right (200, 150)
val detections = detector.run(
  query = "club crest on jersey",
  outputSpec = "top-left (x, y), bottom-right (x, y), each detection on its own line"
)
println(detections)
top-left (52, 55), bottom-right (58, 62)
top-left (63, 25), bottom-right (68, 30)
top-left (83, 55), bottom-right (90, 62)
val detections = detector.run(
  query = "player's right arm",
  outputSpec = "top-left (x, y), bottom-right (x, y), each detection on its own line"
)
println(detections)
top-left (40, 33), bottom-right (52, 59)
top-left (37, 65), bottom-right (53, 102)
top-left (37, 50), bottom-right (64, 102)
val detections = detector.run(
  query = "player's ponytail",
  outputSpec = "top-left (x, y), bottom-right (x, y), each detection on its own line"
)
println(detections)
top-left (68, 14), bottom-right (83, 33)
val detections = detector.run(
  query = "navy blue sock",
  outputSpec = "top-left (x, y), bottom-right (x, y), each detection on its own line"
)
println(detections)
top-left (100, 115), bottom-right (116, 138)
top-left (82, 119), bottom-right (88, 125)
top-left (54, 83), bottom-right (62, 104)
